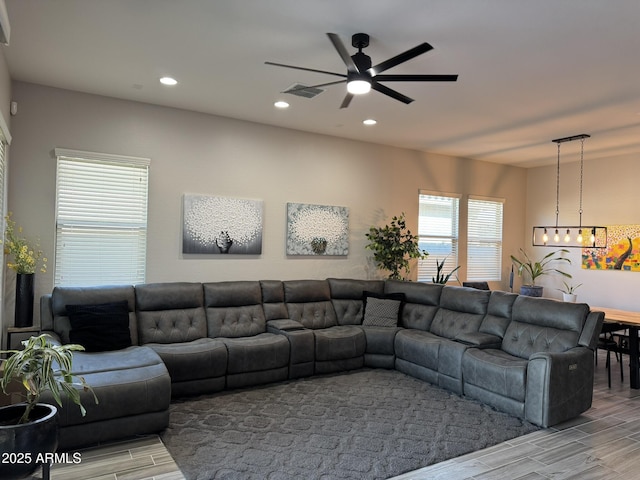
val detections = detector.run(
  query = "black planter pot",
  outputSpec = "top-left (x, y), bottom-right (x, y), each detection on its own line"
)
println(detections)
top-left (0, 403), bottom-right (58, 479)
top-left (15, 273), bottom-right (35, 328)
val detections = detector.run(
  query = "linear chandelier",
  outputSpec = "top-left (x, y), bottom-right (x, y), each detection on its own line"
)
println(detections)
top-left (532, 134), bottom-right (607, 248)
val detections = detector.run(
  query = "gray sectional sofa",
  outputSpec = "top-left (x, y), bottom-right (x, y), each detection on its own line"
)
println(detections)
top-left (39, 278), bottom-right (604, 450)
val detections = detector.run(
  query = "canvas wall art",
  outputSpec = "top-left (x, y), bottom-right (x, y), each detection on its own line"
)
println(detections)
top-left (582, 224), bottom-right (640, 271)
top-left (286, 203), bottom-right (349, 256)
top-left (183, 194), bottom-right (263, 254)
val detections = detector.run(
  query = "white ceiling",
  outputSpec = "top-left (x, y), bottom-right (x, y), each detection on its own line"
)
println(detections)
top-left (4, 0), bottom-right (640, 167)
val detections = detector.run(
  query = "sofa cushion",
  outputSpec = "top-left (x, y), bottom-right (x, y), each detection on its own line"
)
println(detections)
top-left (204, 282), bottom-right (267, 338)
top-left (147, 338), bottom-right (228, 382)
top-left (222, 333), bottom-right (290, 374)
top-left (362, 292), bottom-right (405, 327)
top-left (50, 285), bottom-right (138, 345)
top-left (480, 290), bottom-right (518, 338)
top-left (328, 278), bottom-right (385, 326)
top-left (501, 296), bottom-right (588, 359)
top-left (462, 348), bottom-right (529, 402)
top-left (384, 281), bottom-right (442, 330)
top-left (429, 287), bottom-right (489, 340)
top-left (394, 329), bottom-right (441, 371)
top-left (67, 301), bottom-right (132, 352)
top-left (136, 283), bottom-right (207, 344)
top-left (314, 326), bottom-right (366, 362)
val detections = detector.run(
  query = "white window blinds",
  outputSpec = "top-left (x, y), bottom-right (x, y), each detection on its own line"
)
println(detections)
top-left (418, 192), bottom-right (460, 282)
top-left (54, 149), bottom-right (150, 287)
top-left (467, 196), bottom-right (504, 281)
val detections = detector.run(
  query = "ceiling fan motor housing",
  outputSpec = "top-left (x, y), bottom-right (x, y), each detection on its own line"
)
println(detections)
top-left (351, 33), bottom-right (369, 49)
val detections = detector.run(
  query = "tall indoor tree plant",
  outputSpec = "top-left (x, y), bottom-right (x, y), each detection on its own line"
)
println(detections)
top-left (0, 334), bottom-right (96, 479)
top-left (365, 212), bottom-right (428, 280)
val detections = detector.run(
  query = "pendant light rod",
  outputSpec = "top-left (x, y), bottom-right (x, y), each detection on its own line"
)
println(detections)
top-left (551, 133), bottom-right (590, 144)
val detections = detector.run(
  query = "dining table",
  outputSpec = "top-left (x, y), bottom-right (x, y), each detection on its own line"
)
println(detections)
top-left (592, 306), bottom-right (640, 389)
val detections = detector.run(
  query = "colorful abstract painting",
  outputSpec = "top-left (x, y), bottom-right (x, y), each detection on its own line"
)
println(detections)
top-left (286, 203), bottom-right (349, 256)
top-left (182, 194), bottom-right (263, 254)
top-left (582, 224), bottom-right (640, 271)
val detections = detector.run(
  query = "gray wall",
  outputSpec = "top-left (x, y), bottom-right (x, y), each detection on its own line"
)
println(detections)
top-left (5, 81), bottom-right (527, 327)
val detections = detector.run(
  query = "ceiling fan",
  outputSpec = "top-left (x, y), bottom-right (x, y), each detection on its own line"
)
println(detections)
top-left (265, 33), bottom-right (458, 108)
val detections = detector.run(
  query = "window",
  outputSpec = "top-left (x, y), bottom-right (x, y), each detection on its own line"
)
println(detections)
top-left (54, 148), bottom-right (150, 286)
top-left (467, 196), bottom-right (504, 281)
top-left (418, 192), bottom-right (460, 282)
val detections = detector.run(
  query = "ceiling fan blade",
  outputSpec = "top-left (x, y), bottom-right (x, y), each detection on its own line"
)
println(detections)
top-left (284, 80), bottom-right (346, 93)
top-left (340, 93), bottom-right (354, 109)
top-left (368, 42), bottom-right (433, 76)
top-left (371, 82), bottom-right (414, 104)
top-left (327, 33), bottom-right (359, 73)
top-left (265, 61), bottom-right (346, 78)
top-left (375, 74), bottom-right (458, 82)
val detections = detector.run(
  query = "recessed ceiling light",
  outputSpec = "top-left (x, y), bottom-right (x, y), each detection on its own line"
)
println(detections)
top-left (159, 76), bottom-right (178, 86)
top-left (363, 119), bottom-right (377, 126)
top-left (274, 100), bottom-right (290, 109)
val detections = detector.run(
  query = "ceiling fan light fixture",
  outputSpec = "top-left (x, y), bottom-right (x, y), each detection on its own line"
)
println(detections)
top-left (347, 79), bottom-right (371, 95)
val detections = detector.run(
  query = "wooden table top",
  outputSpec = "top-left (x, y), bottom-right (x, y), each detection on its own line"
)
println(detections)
top-left (591, 306), bottom-right (640, 327)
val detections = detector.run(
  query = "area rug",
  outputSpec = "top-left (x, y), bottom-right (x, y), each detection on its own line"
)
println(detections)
top-left (161, 369), bottom-right (539, 480)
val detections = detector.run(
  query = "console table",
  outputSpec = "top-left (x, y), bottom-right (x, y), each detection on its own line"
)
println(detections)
top-left (592, 306), bottom-right (640, 389)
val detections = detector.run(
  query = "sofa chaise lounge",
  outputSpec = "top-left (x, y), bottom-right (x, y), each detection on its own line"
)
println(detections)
top-left (39, 278), bottom-right (604, 450)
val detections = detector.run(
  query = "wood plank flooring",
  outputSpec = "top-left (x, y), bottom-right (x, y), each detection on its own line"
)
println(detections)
top-left (31, 349), bottom-right (640, 479)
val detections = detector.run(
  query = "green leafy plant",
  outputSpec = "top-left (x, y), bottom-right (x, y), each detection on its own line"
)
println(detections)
top-left (510, 248), bottom-right (572, 286)
top-left (365, 212), bottom-right (428, 280)
top-left (558, 280), bottom-right (582, 294)
top-left (432, 257), bottom-right (461, 284)
top-left (0, 334), bottom-right (98, 424)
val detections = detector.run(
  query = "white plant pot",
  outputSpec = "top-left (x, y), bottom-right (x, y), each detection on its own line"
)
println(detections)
top-left (563, 293), bottom-right (577, 303)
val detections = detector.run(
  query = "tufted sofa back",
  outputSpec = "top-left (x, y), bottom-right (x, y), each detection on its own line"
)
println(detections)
top-left (136, 282), bottom-right (206, 344)
top-left (385, 280), bottom-right (443, 330)
top-left (284, 280), bottom-right (337, 329)
top-left (430, 286), bottom-right (490, 339)
top-left (260, 280), bottom-right (289, 321)
top-left (204, 281), bottom-right (266, 338)
top-left (480, 290), bottom-right (518, 339)
top-left (501, 296), bottom-right (589, 359)
top-left (48, 285), bottom-right (138, 345)
top-left (327, 278), bottom-right (385, 325)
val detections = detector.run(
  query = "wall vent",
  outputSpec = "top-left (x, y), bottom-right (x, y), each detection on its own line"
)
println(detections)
top-left (284, 83), bottom-right (325, 99)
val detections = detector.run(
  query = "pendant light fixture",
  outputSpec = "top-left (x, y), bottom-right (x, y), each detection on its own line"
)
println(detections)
top-left (532, 134), bottom-right (607, 248)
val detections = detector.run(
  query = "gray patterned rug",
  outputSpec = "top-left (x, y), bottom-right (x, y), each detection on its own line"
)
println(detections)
top-left (161, 369), bottom-right (539, 479)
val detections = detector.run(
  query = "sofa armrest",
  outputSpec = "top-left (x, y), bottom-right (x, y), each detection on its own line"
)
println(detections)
top-left (455, 332), bottom-right (502, 349)
top-left (267, 319), bottom-right (306, 333)
top-left (525, 346), bottom-right (594, 427)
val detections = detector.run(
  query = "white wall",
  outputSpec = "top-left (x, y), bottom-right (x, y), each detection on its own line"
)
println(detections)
top-left (5, 81), bottom-right (527, 326)
top-left (526, 155), bottom-right (640, 310)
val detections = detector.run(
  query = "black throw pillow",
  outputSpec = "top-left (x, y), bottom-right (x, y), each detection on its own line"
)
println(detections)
top-left (66, 300), bottom-right (132, 352)
top-left (362, 291), bottom-right (406, 327)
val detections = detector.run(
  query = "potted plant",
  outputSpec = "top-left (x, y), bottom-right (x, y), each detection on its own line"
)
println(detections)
top-left (0, 334), bottom-right (97, 479)
top-left (510, 248), bottom-right (571, 297)
top-left (558, 281), bottom-right (582, 302)
top-left (432, 257), bottom-right (461, 284)
top-left (365, 212), bottom-right (428, 280)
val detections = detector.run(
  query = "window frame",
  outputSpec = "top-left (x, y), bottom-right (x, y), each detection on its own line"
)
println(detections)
top-left (466, 195), bottom-right (504, 282)
top-left (417, 190), bottom-right (461, 283)
top-left (54, 148), bottom-right (150, 287)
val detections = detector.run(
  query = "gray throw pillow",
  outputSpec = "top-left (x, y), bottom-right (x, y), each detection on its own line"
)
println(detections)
top-left (362, 296), bottom-right (401, 327)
